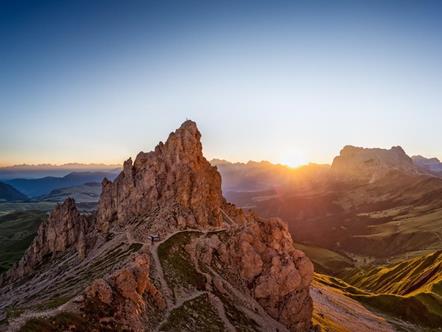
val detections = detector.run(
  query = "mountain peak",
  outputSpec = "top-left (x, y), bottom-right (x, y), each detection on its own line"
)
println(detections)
top-left (97, 120), bottom-right (223, 232)
top-left (332, 145), bottom-right (418, 181)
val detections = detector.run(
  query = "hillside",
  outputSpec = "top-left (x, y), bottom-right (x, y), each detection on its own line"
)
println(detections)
top-left (316, 251), bottom-right (442, 329)
top-left (0, 121), bottom-right (314, 332)
top-left (0, 211), bottom-right (45, 274)
top-left (341, 250), bottom-right (442, 328)
top-left (38, 182), bottom-right (101, 203)
top-left (0, 183), bottom-right (27, 202)
top-left (6, 171), bottom-right (118, 197)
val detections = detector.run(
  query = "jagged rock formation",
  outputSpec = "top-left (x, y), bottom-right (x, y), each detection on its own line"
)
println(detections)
top-left (0, 120), bottom-right (313, 332)
top-left (97, 121), bottom-right (224, 233)
top-left (197, 217), bottom-right (313, 331)
top-left (332, 145), bottom-right (419, 181)
top-left (0, 198), bottom-right (90, 284)
top-left (84, 253), bottom-right (166, 331)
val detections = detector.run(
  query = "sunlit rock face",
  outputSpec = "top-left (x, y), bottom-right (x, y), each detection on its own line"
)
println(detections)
top-left (197, 216), bottom-right (314, 331)
top-left (97, 120), bottom-right (224, 233)
top-left (332, 145), bottom-right (419, 181)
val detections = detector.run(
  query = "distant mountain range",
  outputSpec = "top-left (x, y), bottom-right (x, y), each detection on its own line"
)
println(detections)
top-left (211, 159), bottom-right (330, 192)
top-left (213, 147), bottom-right (442, 194)
top-left (0, 182), bottom-right (28, 202)
top-left (0, 163), bottom-right (121, 180)
top-left (6, 171), bottom-right (119, 197)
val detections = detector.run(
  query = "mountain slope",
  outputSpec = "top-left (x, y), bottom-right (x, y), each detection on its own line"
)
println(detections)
top-left (331, 145), bottom-right (421, 181)
top-left (341, 250), bottom-right (442, 328)
top-left (6, 171), bottom-right (118, 197)
top-left (413, 155), bottom-right (442, 177)
top-left (0, 182), bottom-right (27, 202)
top-left (38, 182), bottom-right (101, 203)
top-left (0, 211), bottom-right (45, 274)
top-left (0, 121), bottom-right (314, 332)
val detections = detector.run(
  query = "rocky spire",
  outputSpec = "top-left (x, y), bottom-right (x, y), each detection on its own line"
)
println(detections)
top-left (1, 198), bottom-right (88, 284)
top-left (97, 120), bottom-right (224, 232)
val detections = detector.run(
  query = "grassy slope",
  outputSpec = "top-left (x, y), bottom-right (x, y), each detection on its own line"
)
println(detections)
top-left (315, 273), bottom-right (442, 330)
top-left (159, 294), bottom-right (225, 332)
top-left (0, 210), bottom-right (46, 274)
top-left (344, 251), bottom-right (442, 296)
top-left (294, 242), bottom-right (354, 275)
top-left (323, 251), bottom-right (442, 329)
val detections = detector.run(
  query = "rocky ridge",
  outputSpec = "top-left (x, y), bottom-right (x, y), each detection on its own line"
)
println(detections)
top-left (0, 120), bottom-right (313, 332)
top-left (331, 145), bottom-right (420, 182)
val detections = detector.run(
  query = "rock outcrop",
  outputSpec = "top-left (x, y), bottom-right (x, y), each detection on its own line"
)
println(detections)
top-left (84, 253), bottom-right (166, 331)
top-left (0, 198), bottom-right (90, 284)
top-left (97, 120), bottom-right (224, 233)
top-left (198, 217), bottom-right (313, 331)
top-left (332, 145), bottom-right (419, 181)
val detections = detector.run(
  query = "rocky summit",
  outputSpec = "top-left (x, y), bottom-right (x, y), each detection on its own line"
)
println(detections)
top-left (0, 121), bottom-right (314, 332)
top-left (331, 145), bottom-right (419, 182)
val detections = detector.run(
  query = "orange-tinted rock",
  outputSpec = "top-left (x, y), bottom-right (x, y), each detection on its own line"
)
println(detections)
top-left (203, 216), bottom-right (314, 331)
top-left (97, 120), bottom-right (224, 233)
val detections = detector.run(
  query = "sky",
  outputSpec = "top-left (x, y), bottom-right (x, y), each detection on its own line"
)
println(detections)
top-left (1, 0), bottom-right (442, 167)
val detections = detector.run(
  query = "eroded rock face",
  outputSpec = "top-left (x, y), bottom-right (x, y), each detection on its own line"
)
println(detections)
top-left (332, 145), bottom-right (419, 181)
top-left (97, 120), bottom-right (224, 233)
top-left (84, 253), bottom-right (166, 331)
top-left (199, 217), bottom-right (314, 331)
top-left (0, 198), bottom-right (89, 284)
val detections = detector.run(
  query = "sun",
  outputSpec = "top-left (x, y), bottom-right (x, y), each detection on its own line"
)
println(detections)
top-left (277, 153), bottom-right (307, 168)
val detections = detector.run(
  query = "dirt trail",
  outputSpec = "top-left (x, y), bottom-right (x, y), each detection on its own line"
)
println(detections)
top-left (7, 297), bottom-right (79, 332)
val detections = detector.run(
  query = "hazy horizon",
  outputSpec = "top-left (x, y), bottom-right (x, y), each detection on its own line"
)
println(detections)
top-left (0, 141), bottom-right (437, 169)
top-left (2, 1), bottom-right (442, 167)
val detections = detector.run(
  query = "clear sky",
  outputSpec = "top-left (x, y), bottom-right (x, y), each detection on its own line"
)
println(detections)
top-left (1, 0), bottom-right (441, 167)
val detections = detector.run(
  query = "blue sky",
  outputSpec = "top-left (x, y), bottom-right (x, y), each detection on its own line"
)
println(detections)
top-left (1, 0), bottom-right (441, 166)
